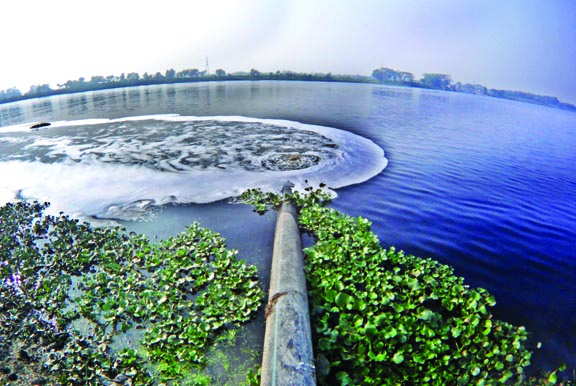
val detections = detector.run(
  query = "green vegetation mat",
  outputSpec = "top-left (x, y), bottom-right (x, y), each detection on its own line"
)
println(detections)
top-left (0, 201), bottom-right (263, 385)
top-left (2, 190), bottom-right (570, 385)
top-left (241, 185), bottom-right (569, 386)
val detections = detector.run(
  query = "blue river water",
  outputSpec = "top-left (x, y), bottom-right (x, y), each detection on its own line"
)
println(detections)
top-left (1, 81), bottom-right (575, 374)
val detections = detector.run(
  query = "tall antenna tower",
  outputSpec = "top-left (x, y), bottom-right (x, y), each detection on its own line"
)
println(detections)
top-left (205, 57), bottom-right (210, 75)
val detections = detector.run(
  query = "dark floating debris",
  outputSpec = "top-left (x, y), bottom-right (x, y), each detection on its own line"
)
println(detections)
top-left (18, 349), bottom-right (32, 362)
top-left (30, 122), bottom-right (51, 129)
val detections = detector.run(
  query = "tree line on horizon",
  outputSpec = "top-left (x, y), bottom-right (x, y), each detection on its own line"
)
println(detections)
top-left (371, 67), bottom-right (576, 111)
top-left (1, 66), bottom-right (574, 112)
top-left (0, 67), bottom-right (345, 103)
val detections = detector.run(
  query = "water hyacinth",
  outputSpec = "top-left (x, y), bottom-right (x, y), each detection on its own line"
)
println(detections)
top-left (1, 201), bottom-right (264, 385)
top-left (2, 271), bottom-right (23, 296)
top-left (31, 309), bottom-right (61, 332)
top-left (241, 186), bottom-right (571, 386)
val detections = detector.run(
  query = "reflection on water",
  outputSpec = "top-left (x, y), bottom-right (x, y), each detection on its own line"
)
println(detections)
top-left (66, 95), bottom-right (90, 115)
top-left (0, 106), bottom-right (24, 126)
top-left (0, 82), bottom-right (377, 127)
top-left (32, 100), bottom-right (53, 116)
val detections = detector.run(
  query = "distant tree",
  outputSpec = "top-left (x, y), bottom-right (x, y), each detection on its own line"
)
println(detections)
top-left (0, 87), bottom-right (22, 100)
top-left (249, 68), bottom-right (260, 78)
top-left (215, 68), bottom-right (226, 77)
top-left (372, 68), bottom-right (413, 83)
top-left (372, 67), bottom-right (405, 83)
top-left (165, 68), bottom-right (176, 79)
top-left (61, 80), bottom-right (80, 89)
top-left (5, 87), bottom-right (21, 98)
top-left (89, 75), bottom-right (105, 84)
top-left (126, 72), bottom-right (140, 81)
top-left (176, 68), bottom-right (199, 78)
top-left (372, 68), bottom-right (384, 82)
top-left (421, 73), bottom-right (452, 90)
top-left (398, 72), bottom-right (414, 82)
top-left (142, 72), bottom-right (152, 80)
top-left (26, 84), bottom-right (52, 95)
top-left (153, 72), bottom-right (163, 80)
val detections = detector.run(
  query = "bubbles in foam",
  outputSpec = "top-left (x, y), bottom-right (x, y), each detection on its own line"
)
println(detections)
top-left (0, 115), bottom-right (387, 222)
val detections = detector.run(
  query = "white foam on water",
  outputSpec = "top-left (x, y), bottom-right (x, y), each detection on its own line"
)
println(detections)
top-left (0, 115), bottom-right (387, 221)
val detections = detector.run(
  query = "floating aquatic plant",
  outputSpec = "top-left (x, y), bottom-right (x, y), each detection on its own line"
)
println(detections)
top-left (241, 185), bottom-right (570, 385)
top-left (0, 201), bottom-right (263, 385)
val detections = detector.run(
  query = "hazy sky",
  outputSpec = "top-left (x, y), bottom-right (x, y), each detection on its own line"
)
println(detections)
top-left (1, 0), bottom-right (575, 103)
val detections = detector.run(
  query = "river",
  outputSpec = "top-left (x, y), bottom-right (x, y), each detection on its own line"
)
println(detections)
top-left (1, 80), bottom-right (575, 374)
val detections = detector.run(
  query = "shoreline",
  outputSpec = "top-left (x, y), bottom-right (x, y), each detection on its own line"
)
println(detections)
top-left (1, 76), bottom-right (575, 114)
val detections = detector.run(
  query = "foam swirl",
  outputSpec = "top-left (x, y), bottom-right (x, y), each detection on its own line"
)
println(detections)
top-left (0, 115), bottom-right (387, 221)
